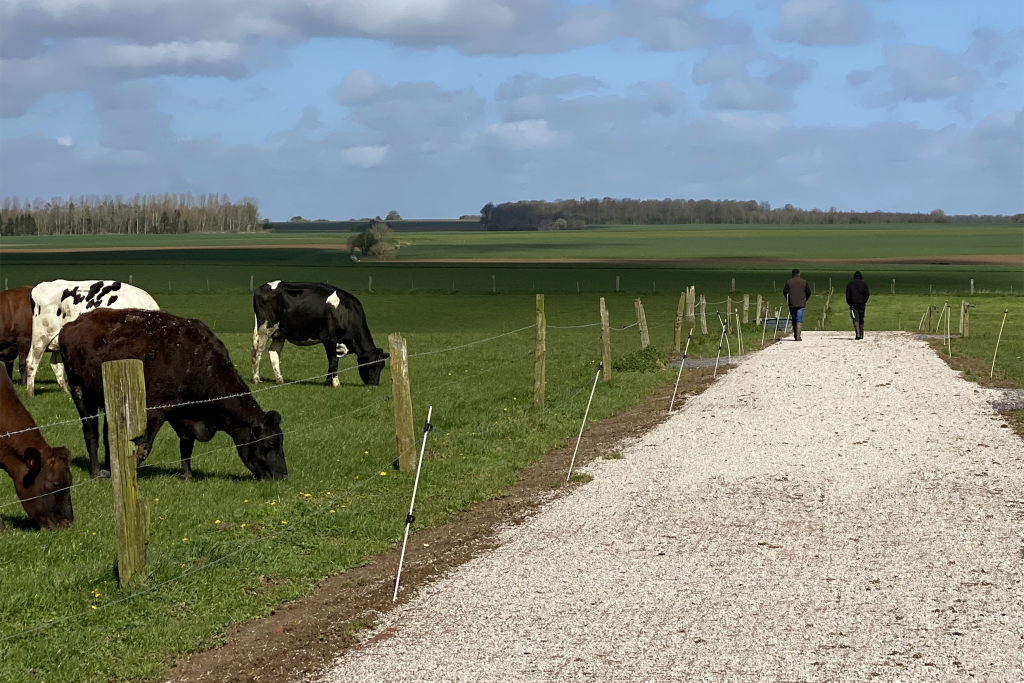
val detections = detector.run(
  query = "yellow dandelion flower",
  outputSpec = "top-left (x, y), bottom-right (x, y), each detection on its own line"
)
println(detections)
top-left (215, 519), bottom-right (221, 524)
top-left (380, 471), bottom-right (387, 476)
top-left (329, 509), bottom-right (336, 514)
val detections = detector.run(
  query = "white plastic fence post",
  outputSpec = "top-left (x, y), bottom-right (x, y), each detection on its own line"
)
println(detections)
top-left (393, 406), bottom-right (434, 603)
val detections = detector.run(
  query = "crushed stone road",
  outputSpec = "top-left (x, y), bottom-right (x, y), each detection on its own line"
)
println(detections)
top-left (315, 332), bottom-right (1024, 682)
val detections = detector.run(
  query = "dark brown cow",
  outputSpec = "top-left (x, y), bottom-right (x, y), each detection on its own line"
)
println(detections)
top-left (0, 286), bottom-right (33, 385)
top-left (0, 366), bottom-right (74, 530)
top-left (59, 309), bottom-right (287, 481)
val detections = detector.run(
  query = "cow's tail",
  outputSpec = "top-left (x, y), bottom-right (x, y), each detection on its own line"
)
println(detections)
top-left (252, 314), bottom-right (260, 349)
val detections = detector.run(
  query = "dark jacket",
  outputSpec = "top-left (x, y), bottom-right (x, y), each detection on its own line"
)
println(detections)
top-left (846, 276), bottom-right (870, 306)
top-left (783, 276), bottom-right (811, 308)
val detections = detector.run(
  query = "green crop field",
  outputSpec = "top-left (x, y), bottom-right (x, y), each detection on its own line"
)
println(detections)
top-left (0, 227), bottom-right (1020, 682)
top-left (1, 222), bottom-right (1020, 261)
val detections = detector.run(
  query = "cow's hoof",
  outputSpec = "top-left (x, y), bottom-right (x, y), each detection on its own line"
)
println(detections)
top-left (275, 378), bottom-right (284, 385)
top-left (179, 471), bottom-right (193, 481)
top-left (252, 377), bottom-right (262, 384)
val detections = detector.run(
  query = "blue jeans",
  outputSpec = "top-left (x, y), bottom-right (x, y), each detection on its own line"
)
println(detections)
top-left (789, 306), bottom-right (805, 324)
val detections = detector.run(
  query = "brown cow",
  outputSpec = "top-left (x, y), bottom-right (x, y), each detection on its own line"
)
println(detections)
top-left (0, 365), bottom-right (74, 530)
top-left (0, 286), bottom-right (33, 385)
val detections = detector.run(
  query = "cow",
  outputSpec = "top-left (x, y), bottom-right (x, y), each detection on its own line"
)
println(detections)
top-left (26, 279), bottom-right (160, 396)
top-left (0, 286), bottom-right (33, 385)
top-left (1, 366), bottom-right (74, 530)
top-left (59, 309), bottom-right (287, 481)
top-left (252, 281), bottom-right (389, 387)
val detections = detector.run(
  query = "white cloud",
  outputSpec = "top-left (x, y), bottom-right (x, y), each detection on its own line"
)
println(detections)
top-left (341, 144), bottom-right (389, 167)
top-left (56, 135), bottom-right (73, 146)
top-left (692, 49), bottom-right (815, 111)
top-left (773, 0), bottom-right (872, 47)
top-left (485, 119), bottom-right (557, 149)
top-left (97, 41), bottom-right (241, 69)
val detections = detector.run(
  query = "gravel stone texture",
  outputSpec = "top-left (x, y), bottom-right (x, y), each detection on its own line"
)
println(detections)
top-left (316, 332), bottom-right (1024, 682)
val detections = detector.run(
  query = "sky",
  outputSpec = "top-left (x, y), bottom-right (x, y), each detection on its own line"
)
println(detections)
top-left (0, 0), bottom-right (1021, 220)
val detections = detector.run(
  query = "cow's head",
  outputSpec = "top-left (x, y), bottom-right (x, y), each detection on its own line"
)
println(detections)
top-left (20, 446), bottom-right (74, 530)
top-left (238, 410), bottom-right (287, 480)
top-left (358, 348), bottom-right (389, 386)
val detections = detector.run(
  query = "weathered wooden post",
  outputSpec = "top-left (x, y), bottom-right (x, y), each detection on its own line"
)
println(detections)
top-left (388, 333), bottom-right (415, 472)
top-left (742, 294), bottom-right (750, 324)
top-left (534, 294), bottom-right (546, 407)
top-left (726, 297), bottom-right (732, 334)
top-left (369, 276), bottom-right (373, 293)
top-left (634, 298), bottom-right (650, 349)
top-left (249, 275), bottom-right (254, 292)
top-left (599, 298), bottom-right (611, 382)
top-left (616, 276), bottom-right (620, 293)
top-left (699, 295), bottom-right (708, 335)
top-left (891, 279), bottom-right (895, 294)
top-left (731, 278), bottom-right (735, 293)
top-left (673, 291), bottom-right (686, 353)
top-left (963, 302), bottom-right (970, 338)
top-left (101, 359), bottom-right (150, 586)
top-left (129, 275), bottom-right (133, 285)
top-left (926, 305), bottom-right (935, 331)
top-left (686, 287), bottom-right (695, 329)
top-left (755, 294), bottom-right (763, 325)
top-left (970, 279), bottom-right (974, 295)
top-left (492, 275), bottom-right (496, 293)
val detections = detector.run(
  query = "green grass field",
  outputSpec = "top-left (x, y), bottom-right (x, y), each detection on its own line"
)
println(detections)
top-left (0, 226), bottom-right (1020, 682)
top-left (1, 222), bottom-right (1020, 261)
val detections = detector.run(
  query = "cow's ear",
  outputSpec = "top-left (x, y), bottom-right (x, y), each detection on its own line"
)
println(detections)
top-left (22, 448), bottom-right (42, 488)
top-left (266, 411), bottom-right (282, 427)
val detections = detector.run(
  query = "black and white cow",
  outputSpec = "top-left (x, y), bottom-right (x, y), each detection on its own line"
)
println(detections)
top-left (26, 280), bottom-right (160, 396)
top-left (252, 281), bottom-right (388, 387)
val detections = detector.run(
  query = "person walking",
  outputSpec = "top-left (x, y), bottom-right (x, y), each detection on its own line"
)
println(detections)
top-left (845, 271), bottom-right (870, 340)
top-left (783, 268), bottom-right (811, 341)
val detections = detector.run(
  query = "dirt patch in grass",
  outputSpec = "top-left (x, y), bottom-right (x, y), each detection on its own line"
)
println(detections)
top-left (160, 366), bottom-right (725, 683)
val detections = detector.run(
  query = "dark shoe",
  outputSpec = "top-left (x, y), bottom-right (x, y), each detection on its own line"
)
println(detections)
top-left (794, 322), bottom-right (802, 341)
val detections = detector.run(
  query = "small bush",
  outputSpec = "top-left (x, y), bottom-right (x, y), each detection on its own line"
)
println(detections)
top-left (613, 346), bottom-right (665, 373)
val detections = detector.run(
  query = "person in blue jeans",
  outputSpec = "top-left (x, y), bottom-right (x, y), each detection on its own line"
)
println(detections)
top-left (782, 268), bottom-right (811, 341)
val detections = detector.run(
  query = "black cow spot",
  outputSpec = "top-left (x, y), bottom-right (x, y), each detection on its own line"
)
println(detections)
top-left (61, 288), bottom-right (85, 305)
top-left (86, 281), bottom-right (105, 299)
top-left (106, 295), bottom-right (118, 306)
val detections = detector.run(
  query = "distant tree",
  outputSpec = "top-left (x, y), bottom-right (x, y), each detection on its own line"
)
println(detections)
top-left (289, 216), bottom-right (309, 222)
top-left (348, 221), bottom-right (397, 260)
top-left (930, 209), bottom-right (948, 223)
top-left (386, 210), bottom-right (402, 221)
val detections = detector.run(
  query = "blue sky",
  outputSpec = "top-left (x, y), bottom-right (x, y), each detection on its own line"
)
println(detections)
top-left (1, 0), bottom-right (1021, 220)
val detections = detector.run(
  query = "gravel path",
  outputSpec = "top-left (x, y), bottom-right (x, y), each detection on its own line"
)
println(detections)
top-left (315, 332), bottom-right (1024, 682)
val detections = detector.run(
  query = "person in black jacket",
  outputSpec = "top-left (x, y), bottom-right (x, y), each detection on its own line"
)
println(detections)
top-left (782, 268), bottom-right (811, 341)
top-left (845, 271), bottom-right (870, 339)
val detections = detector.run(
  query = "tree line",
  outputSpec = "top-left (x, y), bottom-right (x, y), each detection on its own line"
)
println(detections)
top-left (0, 193), bottom-right (262, 236)
top-left (479, 198), bottom-right (1021, 230)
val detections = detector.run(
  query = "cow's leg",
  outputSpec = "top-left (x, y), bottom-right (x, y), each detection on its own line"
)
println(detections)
top-left (50, 349), bottom-right (70, 394)
top-left (24, 335), bottom-right (48, 396)
top-left (268, 338), bottom-right (285, 385)
top-left (179, 436), bottom-right (196, 480)
top-left (17, 340), bottom-right (30, 385)
top-left (84, 412), bottom-right (104, 479)
top-left (322, 339), bottom-right (340, 387)
top-left (251, 319), bottom-right (276, 384)
top-left (2, 359), bottom-right (12, 382)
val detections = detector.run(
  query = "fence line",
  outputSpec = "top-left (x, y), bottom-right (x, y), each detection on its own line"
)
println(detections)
top-left (2, 339), bottom-right (602, 642)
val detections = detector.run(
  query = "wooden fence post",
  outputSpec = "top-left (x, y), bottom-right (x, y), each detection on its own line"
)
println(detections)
top-left (970, 279), bottom-right (974, 295)
top-left (616, 276), bottom-right (620, 293)
top-left (686, 287), bottom-right (695, 329)
top-left (726, 297), bottom-right (732, 334)
top-left (699, 295), bottom-right (708, 335)
top-left (129, 275), bottom-right (133, 285)
top-left (743, 294), bottom-right (750, 324)
top-left (926, 305), bottom-right (935, 331)
top-left (492, 275), bottom-right (496, 293)
top-left (755, 294), bottom-right (763, 325)
top-left (599, 298), bottom-right (611, 382)
top-left (101, 359), bottom-right (149, 586)
top-left (962, 302), bottom-right (970, 338)
top-left (731, 278), bottom-right (735, 292)
top-left (369, 276), bottom-right (373, 293)
top-left (534, 294), bottom-right (546, 407)
top-left (249, 275), bottom-right (254, 292)
top-left (673, 291), bottom-right (686, 352)
top-left (388, 333), bottom-right (415, 472)
top-left (635, 298), bottom-right (650, 349)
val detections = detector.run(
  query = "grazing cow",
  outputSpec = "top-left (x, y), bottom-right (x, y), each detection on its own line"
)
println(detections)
top-left (0, 286), bottom-right (33, 384)
top-left (252, 281), bottom-right (389, 387)
top-left (0, 366), bottom-right (74, 530)
top-left (26, 279), bottom-right (160, 396)
top-left (59, 309), bottom-right (287, 481)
